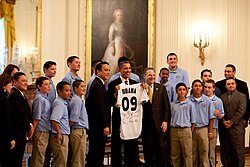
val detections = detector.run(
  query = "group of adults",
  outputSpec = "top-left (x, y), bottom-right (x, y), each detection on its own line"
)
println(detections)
top-left (0, 52), bottom-right (249, 167)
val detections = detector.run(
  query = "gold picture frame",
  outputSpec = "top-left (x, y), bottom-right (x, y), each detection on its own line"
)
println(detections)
top-left (84, 0), bottom-right (155, 81)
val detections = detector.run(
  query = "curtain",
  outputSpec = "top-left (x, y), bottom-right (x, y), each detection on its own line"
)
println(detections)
top-left (0, 0), bottom-right (15, 62)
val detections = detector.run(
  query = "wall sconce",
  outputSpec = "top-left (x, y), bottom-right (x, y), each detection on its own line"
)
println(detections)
top-left (193, 33), bottom-right (209, 66)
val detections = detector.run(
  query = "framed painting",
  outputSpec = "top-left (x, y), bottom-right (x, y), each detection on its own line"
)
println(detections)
top-left (85, 0), bottom-right (155, 81)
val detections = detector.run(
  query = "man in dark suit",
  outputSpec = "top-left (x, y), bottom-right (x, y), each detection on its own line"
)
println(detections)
top-left (85, 61), bottom-right (111, 167)
top-left (219, 77), bottom-right (247, 167)
top-left (8, 72), bottom-right (33, 167)
top-left (108, 60), bottom-right (139, 167)
top-left (216, 64), bottom-right (249, 125)
top-left (142, 67), bottom-right (170, 167)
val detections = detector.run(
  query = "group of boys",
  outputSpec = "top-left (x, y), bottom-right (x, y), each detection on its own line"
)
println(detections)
top-left (7, 52), bottom-right (249, 167)
top-left (157, 53), bottom-right (249, 167)
top-left (28, 56), bottom-right (89, 167)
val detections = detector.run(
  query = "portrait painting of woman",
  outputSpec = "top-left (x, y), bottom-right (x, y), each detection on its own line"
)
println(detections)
top-left (91, 0), bottom-right (150, 78)
top-left (102, 9), bottom-right (128, 76)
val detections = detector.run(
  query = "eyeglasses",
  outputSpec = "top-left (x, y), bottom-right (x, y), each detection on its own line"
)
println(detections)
top-left (224, 70), bottom-right (234, 73)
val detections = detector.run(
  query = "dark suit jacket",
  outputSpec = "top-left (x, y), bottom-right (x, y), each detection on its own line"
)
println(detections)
top-left (142, 82), bottom-right (170, 133)
top-left (86, 77), bottom-right (111, 131)
top-left (221, 90), bottom-right (247, 125)
top-left (8, 87), bottom-right (32, 139)
top-left (216, 78), bottom-right (250, 120)
top-left (0, 93), bottom-right (14, 147)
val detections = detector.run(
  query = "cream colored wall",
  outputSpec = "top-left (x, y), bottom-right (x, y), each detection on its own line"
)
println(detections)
top-left (41, 0), bottom-right (85, 83)
top-left (14, 0), bottom-right (37, 81)
top-left (155, 0), bottom-right (250, 146)
top-left (155, 0), bottom-right (250, 85)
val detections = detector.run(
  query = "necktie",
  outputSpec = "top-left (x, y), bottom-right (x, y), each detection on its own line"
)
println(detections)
top-left (125, 80), bottom-right (128, 85)
top-left (228, 93), bottom-right (232, 101)
top-left (148, 85), bottom-right (153, 103)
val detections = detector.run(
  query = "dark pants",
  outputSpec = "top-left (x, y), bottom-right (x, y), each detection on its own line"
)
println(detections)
top-left (0, 141), bottom-right (12, 167)
top-left (9, 131), bottom-right (27, 167)
top-left (87, 129), bottom-right (107, 167)
top-left (142, 132), bottom-right (168, 167)
top-left (111, 109), bottom-right (139, 167)
top-left (219, 121), bottom-right (245, 167)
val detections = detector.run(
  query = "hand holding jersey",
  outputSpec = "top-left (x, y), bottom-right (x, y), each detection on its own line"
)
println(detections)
top-left (116, 83), bottom-right (149, 140)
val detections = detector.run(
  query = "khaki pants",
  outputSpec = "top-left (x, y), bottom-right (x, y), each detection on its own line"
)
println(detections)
top-left (70, 128), bottom-right (87, 167)
top-left (30, 131), bottom-right (50, 167)
top-left (170, 127), bottom-right (192, 167)
top-left (192, 127), bottom-right (209, 167)
top-left (50, 134), bottom-right (69, 167)
top-left (209, 128), bottom-right (217, 167)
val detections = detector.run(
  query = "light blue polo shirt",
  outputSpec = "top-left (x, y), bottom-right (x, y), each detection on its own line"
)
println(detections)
top-left (32, 92), bottom-right (51, 132)
top-left (210, 95), bottom-right (224, 129)
top-left (68, 94), bottom-right (89, 129)
top-left (170, 98), bottom-right (196, 127)
top-left (62, 71), bottom-right (82, 98)
top-left (157, 67), bottom-right (190, 89)
top-left (45, 76), bottom-right (56, 104)
top-left (188, 94), bottom-right (215, 127)
top-left (158, 81), bottom-right (175, 103)
top-left (168, 67), bottom-right (190, 89)
top-left (51, 96), bottom-right (70, 135)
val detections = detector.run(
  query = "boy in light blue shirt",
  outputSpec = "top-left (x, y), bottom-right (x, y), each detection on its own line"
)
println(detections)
top-left (69, 80), bottom-right (89, 167)
top-left (188, 79), bottom-right (215, 167)
top-left (42, 61), bottom-right (57, 166)
top-left (158, 67), bottom-right (175, 103)
top-left (30, 77), bottom-right (51, 167)
top-left (43, 61), bottom-right (57, 104)
top-left (170, 83), bottom-right (196, 167)
top-left (50, 81), bottom-right (71, 167)
top-left (204, 79), bottom-right (224, 167)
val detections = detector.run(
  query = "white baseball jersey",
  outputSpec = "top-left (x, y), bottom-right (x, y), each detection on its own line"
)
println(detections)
top-left (116, 83), bottom-right (149, 140)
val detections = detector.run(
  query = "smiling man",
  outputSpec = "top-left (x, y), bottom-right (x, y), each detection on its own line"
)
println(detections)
top-left (216, 64), bottom-right (249, 126)
top-left (219, 77), bottom-right (247, 167)
top-left (158, 52), bottom-right (190, 89)
top-left (142, 67), bottom-right (170, 167)
top-left (62, 56), bottom-right (82, 99)
top-left (86, 61), bottom-right (111, 167)
top-left (108, 60), bottom-right (140, 167)
top-left (8, 72), bottom-right (33, 167)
